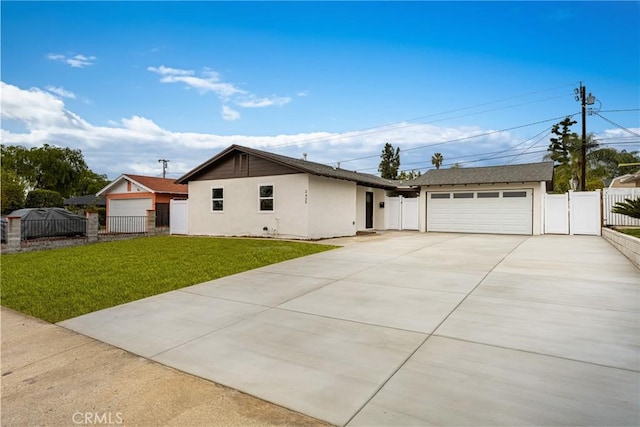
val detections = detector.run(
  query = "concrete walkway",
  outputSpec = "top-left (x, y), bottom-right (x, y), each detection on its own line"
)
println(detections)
top-left (59, 233), bottom-right (640, 426)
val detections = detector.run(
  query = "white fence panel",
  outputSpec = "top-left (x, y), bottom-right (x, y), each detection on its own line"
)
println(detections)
top-left (385, 196), bottom-right (419, 230)
top-left (170, 199), bottom-right (188, 235)
top-left (544, 193), bottom-right (569, 234)
top-left (569, 190), bottom-right (601, 236)
top-left (603, 188), bottom-right (640, 227)
top-left (385, 196), bottom-right (402, 230)
top-left (402, 197), bottom-right (419, 230)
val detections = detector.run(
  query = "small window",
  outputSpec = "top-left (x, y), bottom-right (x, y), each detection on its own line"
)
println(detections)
top-left (503, 191), bottom-right (527, 198)
top-left (431, 193), bottom-right (450, 199)
top-left (212, 188), bottom-right (223, 211)
top-left (259, 185), bottom-right (274, 211)
top-left (477, 192), bottom-right (500, 198)
top-left (453, 192), bottom-right (474, 199)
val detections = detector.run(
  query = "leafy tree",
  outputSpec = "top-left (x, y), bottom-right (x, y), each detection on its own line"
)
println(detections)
top-left (398, 170), bottom-right (422, 180)
top-left (612, 197), bottom-right (640, 220)
top-left (450, 163), bottom-right (463, 169)
top-left (589, 148), bottom-right (640, 180)
top-left (431, 152), bottom-right (444, 169)
top-left (546, 117), bottom-right (600, 192)
top-left (1, 169), bottom-right (26, 214)
top-left (1, 144), bottom-right (106, 197)
top-left (378, 142), bottom-right (401, 179)
top-left (25, 189), bottom-right (64, 208)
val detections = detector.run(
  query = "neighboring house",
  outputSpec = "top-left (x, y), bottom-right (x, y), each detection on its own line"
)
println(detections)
top-left (176, 145), bottom-right (554, 238)
top-left (97, 174), bottom-right (188, 228)
top-left (176, 145), bottom-right (396, 239)
top-left (609, 172), bottom-right (640, 188)
top-left (408, 162), bottom-right (554, 235)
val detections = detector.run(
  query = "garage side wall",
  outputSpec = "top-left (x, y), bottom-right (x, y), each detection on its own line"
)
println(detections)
top-left (187, 174), bottom-right (310, 239)
top-left (419, 182), bottom-right (545, 235)
top-left (307, 176), bottom-right (357, 238)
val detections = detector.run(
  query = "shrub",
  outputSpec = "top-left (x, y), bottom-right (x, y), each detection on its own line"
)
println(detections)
top-left (612, 197), bottom-right (640, 220)
top-left (24, 189), bottom-right (64, 208)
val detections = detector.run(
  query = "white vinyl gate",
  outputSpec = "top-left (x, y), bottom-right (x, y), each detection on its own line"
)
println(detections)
top-left (603, 188), bottom-right (640, 227)
top-left (544, 191), bottom-right (601, 235)
top-left (385, 196), bottom-right (419, 230)
top-left (170, 199), bottom-right (188, 235)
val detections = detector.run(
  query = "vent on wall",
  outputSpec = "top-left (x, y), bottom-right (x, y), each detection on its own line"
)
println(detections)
top-left (234, 153), bottom-right (249, 176)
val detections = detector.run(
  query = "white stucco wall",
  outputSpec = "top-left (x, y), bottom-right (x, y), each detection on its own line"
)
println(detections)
top-left (355, 186), bottom-right (387, 230)
top-left (307, 175), bottom-right (357, 238)
top-left (418, 182), bottom-right (546, 235)
top-left (109, 179), bottom-right (146, 194)
top-left (188, 174), bottom-right (310, 239)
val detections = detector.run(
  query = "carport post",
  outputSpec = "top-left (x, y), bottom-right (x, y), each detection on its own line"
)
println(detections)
top-left (85, 211), bottom-right (99, 242)
top-left (6, 216), bottom-right (21, 250)
top-left (146, 210), bottom-right (156, 236)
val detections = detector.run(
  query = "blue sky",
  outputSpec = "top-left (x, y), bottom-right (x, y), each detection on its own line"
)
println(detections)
top-left (2, 1), bottom-right (639, 180)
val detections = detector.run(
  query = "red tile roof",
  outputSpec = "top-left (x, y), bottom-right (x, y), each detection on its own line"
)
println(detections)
top-left (126, 174), bottom-right (188, 194)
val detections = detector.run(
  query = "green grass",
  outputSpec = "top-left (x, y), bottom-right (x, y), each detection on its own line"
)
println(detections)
top-left (1, 236), bottom-right (336, 323)
top-left (616, 228), bottom-right (640, 238)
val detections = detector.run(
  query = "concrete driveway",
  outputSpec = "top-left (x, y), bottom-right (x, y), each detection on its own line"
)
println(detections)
top-left (59, 233), bottom-right (640, 426)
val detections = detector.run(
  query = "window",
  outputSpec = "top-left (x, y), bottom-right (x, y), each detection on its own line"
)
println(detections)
top-left (453, 192), bottom-right (474, 199)
top-left (212, 187), bottom-right (224, 211)
top-left (259, 185), bottom-right (274, 211)
top-left (430, 193), bottom-right (450, 199)
top-left (503, 191), bottom-right (527, 198)
top-left (477, 192), bottom-right (500, 198)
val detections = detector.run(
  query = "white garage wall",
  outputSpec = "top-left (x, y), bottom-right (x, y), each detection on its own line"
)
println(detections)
top-left (307, 176), bottom-right (357, 238)
top-left (419, 182), bottom-right (546, 235)
top-left (187, 174), bottom-right (310, 239)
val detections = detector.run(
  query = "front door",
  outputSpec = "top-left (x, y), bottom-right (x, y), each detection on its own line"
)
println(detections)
top-left (366, 191), bottom-right (374, 229)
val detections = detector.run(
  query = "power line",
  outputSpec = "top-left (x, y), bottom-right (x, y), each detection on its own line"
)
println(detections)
top-left (265, 84), bottom-right (577, 151)
top-left (594, 113), bottom-right (640, 137)
top-left (337, 114), bottom-right (576, 165)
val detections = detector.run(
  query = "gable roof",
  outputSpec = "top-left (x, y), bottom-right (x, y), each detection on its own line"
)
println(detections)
top-left (408, 161), bottom-right (554, 186)
top-left (97, 174), bottom-right (188, 196)
top-left (176, 145), bottom-right (397, 189)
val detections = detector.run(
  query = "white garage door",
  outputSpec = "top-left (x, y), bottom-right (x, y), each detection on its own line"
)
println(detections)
top-left (108, 198), bottom-right (152, 233)
top-left (109, 198), bottom-right (152, 217)
top-left (427, 189), bottom-right (533, 235)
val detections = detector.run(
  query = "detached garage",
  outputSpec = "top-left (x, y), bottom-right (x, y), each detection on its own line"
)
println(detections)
top-left (97, 174), bottom-right (188, 232)
top-left (412, 162), bottom-right (554, 235)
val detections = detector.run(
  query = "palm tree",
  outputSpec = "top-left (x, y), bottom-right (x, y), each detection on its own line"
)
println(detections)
top-left (431, 152), bottom-right (444, 170)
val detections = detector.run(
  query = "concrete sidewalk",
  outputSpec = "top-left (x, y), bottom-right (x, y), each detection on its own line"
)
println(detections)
top-left (56, 233), bottom-right (640, 425)
top-left (1, 307), bottom-right (328, 426)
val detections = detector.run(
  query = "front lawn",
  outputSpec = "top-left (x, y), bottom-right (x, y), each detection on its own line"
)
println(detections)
top-left (1, 236), bottom-right (336, 323)
top-left (616, 228), bottom-right (640, 238)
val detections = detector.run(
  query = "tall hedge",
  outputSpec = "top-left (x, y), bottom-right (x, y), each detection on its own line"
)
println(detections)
top-left (24, 189), bottom-right (64, 208)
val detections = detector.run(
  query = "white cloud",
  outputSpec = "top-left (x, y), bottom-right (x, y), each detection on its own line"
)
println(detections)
top-left (147, 65), bottom-right (194, 76)
top-left (47, 53), bottom-right (96, 68)
top-left (4, 81), bottom-right (621, 180)
top-left (148, 65), bottom-right (245, 97)
top-left (221, 105), bottom-right (240, 121)
top-left (45, 86), bottom-right (76, 99)
top-left (297, 90), bottom-right (309, 97)
top-left (237, 96), bottom-right (291, 108)
top-left (148, 65), bottom-right (292, 117)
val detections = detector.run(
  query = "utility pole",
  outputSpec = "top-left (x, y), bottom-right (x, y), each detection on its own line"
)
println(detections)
top-left (158, 159), bottom-right (170, 179)
top-left (577, 82), bottom-right (596, 191)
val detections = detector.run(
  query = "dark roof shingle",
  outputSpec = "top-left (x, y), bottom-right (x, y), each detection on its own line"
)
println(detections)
top-left (409, 162), bottom-right (554, 186)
